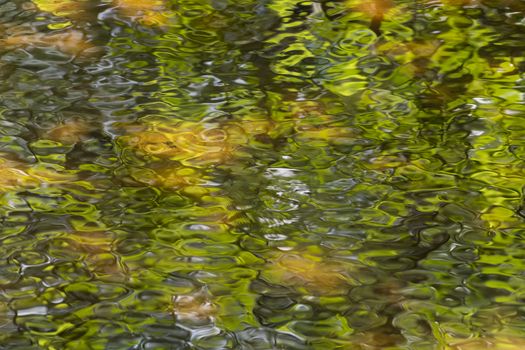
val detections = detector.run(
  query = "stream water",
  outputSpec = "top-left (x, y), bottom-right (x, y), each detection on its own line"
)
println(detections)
top-left (0, 0), bottom-right (525, 349)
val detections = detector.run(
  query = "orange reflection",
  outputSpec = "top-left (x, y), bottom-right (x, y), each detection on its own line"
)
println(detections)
top-left (114, 0), bottom-right (171, 26)
top-left (354, 0), bottom-right (394, 20)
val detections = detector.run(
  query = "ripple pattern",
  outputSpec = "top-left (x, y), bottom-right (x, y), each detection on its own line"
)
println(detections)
top-left (0, 0), bottom-right (524, 349)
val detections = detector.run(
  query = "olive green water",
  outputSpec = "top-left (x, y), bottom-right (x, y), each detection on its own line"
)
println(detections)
top-left (0, 0), bottom-right (525, 349)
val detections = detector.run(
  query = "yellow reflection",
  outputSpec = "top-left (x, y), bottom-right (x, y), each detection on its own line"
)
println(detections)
top-left (154, 167), bottom-right (204, 189)
top-left (0, 167), bottom-right (39, 191)
top-left (365, 155), bottom-right (408, 170)
top-left (129, 164), bottom-right (205, 190)
top-left (375, 39), bottom-right (442, 80)
top-left (0, 156), bottom-right (41, 191)
top-left (119, 121), bottom-right (255, 166)
top-left (263, 253), bottom-right (351, 295)
top-left (28, 164), bottom-right (77, 184)
top-left (345, 0), bottom-right (409, 25)
top-left (288, 100), bottom-right (328, 120)
top-left (294, 125), bottom-right (356, 144)
top-left (238, 119), bottom-right (275, 137)
top-left (0, 155), bottom-right (76, 192)
top-left (378, 39), bottom-right (441, 63)
top-left (33, 0), bottom-right (88, 19)
top-left (480, 206), bottom-right (521, 230)
top-left (289, 101), bottom-right (357, 144)
top-left (447, 335), bottom-right (525, 349)
top-left (67, 231), bottom-right (113, 255)
top-left (439, 0), bottom-right (478, 6)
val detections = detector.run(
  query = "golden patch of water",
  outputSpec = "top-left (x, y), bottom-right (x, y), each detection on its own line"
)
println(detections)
top-left (262, 253), bottom-right (353, 295)
top-left (118, 121), bottom-right (252, 166)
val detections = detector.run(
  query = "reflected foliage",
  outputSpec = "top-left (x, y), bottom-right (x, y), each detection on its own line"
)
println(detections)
top-left (0, 0), bottom-right (524, 349)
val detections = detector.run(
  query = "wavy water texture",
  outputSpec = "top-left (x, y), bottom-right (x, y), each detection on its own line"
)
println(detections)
top-left (0, 0), bottom-right (524, 349)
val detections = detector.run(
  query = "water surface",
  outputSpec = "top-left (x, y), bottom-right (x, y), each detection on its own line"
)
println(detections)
top-left (0, 0), bottom-right (525, 349)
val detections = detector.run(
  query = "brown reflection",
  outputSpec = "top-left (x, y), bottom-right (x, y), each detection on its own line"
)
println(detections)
top-left (352, 327), bottom-right (405, 349)
top-left (43, 120), bottom-right (96, 145)
top-left (0, 167), bottom-right (38, 191)
top-left (65, 231), bottom-right (126, 278)
top-left (171, 293), bottom-right (216, 321)
top-left (2, 30), bottom-right (99, 57)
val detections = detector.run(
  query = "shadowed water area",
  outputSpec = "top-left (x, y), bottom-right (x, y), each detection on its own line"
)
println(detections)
top-left (0, 0), bottom-right (524, 348)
